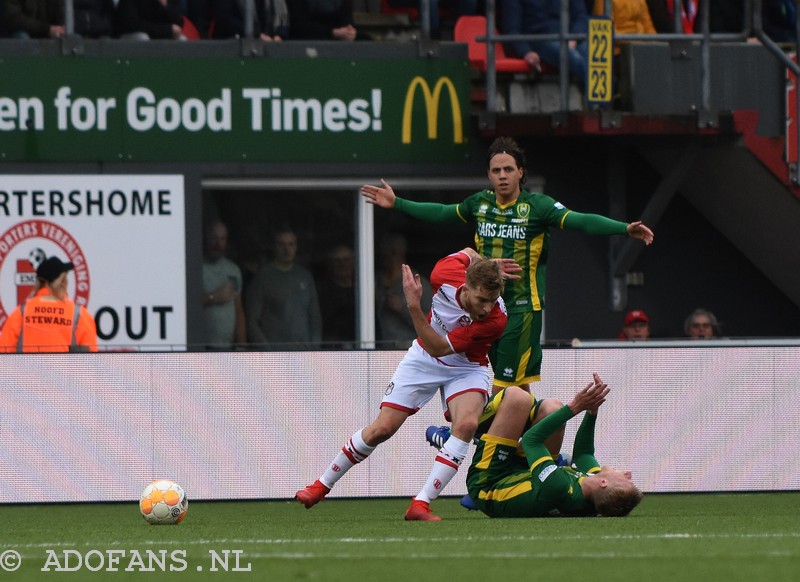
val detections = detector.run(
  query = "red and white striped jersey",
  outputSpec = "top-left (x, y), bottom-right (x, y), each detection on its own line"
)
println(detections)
top-left (417, 250), bottom-right (507, 367)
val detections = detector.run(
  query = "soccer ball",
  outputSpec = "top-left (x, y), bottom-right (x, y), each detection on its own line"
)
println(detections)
top-left (139, 480), bottom-right (188, 525)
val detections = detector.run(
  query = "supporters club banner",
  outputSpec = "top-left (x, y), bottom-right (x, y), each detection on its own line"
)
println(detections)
top-left (0, 175), bottom-right (186, 349)
top-left (0, 58), bottom-right (469, 162)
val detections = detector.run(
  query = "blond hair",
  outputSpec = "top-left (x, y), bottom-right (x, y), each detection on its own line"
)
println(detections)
top-left (593, 484), bottom-right (643, 517)
top-left (465, 256), bottom-right (504, 294)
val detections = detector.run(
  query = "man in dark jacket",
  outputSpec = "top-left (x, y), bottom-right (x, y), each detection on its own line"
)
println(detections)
top-left (2, 0), bottom-right (65, 38)
top-left (287, 0), bottom-right (368, 40)
top-left (115, 0), bottom-right (185, 39)
top-left (74, 0), bottom-right (115, 37)
top-left (502, 0), bottom-right (589, 88)
top-left (211, 0), bottom-right (289, 40)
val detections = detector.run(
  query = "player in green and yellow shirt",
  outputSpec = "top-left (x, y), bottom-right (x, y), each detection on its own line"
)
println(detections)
top-left (466, 373), bottom-right (642, 518)
top-left (361, 137), bottom-right (654, 395)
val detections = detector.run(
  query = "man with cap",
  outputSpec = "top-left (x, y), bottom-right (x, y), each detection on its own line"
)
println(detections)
top-left (618, 309), bottom-right (650, 340)
top-left (0, 256), bottom-right (98, 353)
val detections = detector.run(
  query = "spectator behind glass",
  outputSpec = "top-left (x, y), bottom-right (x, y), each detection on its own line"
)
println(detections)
top-left (384, 0), bottom-right (478, 39)
top-left (74, 0), bottom-right (115, 38)
top-left (211, 0), bottom-right (289, 40)
top-left (245, 227), bottom-right (322, 349)
top-left (1, 0), bottom-right (65, 38)
top-left (683, 308), bottom-right (720, 339)
top-left (375, 233), bottom-right (432, 349)
top-left (502, 0), bottom-right (589, 89)
top-left (235, 223), bottom-right (269, 308)
top-left (286, 0), bottom-right (369, 40)
top-left (115, 0), bottom-right (186, 39)
top-left (316, 244), bottom-right (356, 349)
top-left (202, 220), bottom-right (247, 350)
top-left (618, 309), bottom-right (650, 340)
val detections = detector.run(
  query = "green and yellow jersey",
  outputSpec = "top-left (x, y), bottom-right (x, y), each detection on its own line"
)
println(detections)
top-left (456, 189), bottom-right (569, 313)
top-left (466, 405), bottom-right (602, 518)
top-left (394, 189), bottom-right (630, 314)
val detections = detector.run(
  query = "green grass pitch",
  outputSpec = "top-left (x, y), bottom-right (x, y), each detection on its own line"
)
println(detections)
top-left (2, 493), bottom-right (799, 581)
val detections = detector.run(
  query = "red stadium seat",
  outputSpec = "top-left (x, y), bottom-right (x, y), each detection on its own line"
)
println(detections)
top-left (453, 16), bottom-right (532, 74)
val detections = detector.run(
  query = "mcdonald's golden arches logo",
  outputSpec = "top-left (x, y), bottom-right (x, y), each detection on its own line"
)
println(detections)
top-left (401, 76), bottom-right (463, 145)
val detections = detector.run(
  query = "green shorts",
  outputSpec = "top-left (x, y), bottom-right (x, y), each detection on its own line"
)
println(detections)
top-left (467, 433), bottom-right (598, 518)
top-left (489, 310), bottom-right (542, 389)
top-left (465, 434), bottom-right (538, 518)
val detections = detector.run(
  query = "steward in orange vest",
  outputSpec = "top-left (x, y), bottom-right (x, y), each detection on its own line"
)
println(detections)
top-left (0, 256), bottom-right (98, 353)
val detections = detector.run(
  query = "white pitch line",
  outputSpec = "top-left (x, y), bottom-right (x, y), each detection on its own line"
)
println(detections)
top-left (240, 552), bottom-right (662, 560)
top-left (6, 531), bottom-right (800, 550)
top-left (11, 550), bottom-right (800, 562)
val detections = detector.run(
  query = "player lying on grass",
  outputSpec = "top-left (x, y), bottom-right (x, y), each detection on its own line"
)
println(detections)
top-left (426, 380), bottom-right (577, 510)
top-left (466, 373), bottom-right (643, 517)
top-left (296, 248), bottom-right (520, 521)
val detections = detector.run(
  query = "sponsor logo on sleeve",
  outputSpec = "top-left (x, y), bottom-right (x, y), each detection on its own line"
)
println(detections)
top-left (538, 464), bottom-right (558, 482)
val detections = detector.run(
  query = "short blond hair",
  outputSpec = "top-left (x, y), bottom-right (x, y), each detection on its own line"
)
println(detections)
top-left (465, 256), bottom-right (504, 294)
top-left (593, 484), bottom-right (643, 517)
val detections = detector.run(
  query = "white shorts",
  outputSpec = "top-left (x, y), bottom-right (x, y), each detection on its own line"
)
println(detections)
top-left (381, 341), bottom-right (491, 417)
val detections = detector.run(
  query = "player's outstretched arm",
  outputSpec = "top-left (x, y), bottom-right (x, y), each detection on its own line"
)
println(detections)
top-left (563, 212), bottom-right (654, 246)
top-left (567, 373), bottom-right (609, 415)
top-left (626, 221), bottom-right (654, 245)
top-left (360, 179), bottom-right (397, 209)
top-left (401, 264), bottom-right (452, 357)
top-left (521, 373), bottom-right (608, 461)
top-left (570, 373), bottom-right (606, 463)
top-left (362, 179), bottom-right (463, 224)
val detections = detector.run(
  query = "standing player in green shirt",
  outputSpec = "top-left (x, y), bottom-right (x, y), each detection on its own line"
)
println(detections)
top-left (361, 137), bottom-right (654, 395)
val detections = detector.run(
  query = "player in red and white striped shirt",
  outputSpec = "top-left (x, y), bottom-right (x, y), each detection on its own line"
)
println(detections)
top-left (296, 248), bottom-right (520, 520)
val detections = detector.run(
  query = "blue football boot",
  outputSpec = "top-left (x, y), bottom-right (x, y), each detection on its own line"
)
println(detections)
top-left (425, 425), bottom-right (451, 449)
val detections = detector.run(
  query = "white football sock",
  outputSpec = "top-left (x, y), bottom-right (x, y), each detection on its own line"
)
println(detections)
top-left (415, 436), bottom-right (469, 503)
top-left (320, 429), bottom-right (376, 489)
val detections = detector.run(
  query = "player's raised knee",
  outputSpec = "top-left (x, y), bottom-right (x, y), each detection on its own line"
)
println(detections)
top-left (503, 386), bottom-right (535, 411)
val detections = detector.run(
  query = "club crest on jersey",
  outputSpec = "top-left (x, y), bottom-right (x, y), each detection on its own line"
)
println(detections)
top-left (458, 314), bottom-right (470, 327)
top-left (517, 203), bottom-right (530, 218)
